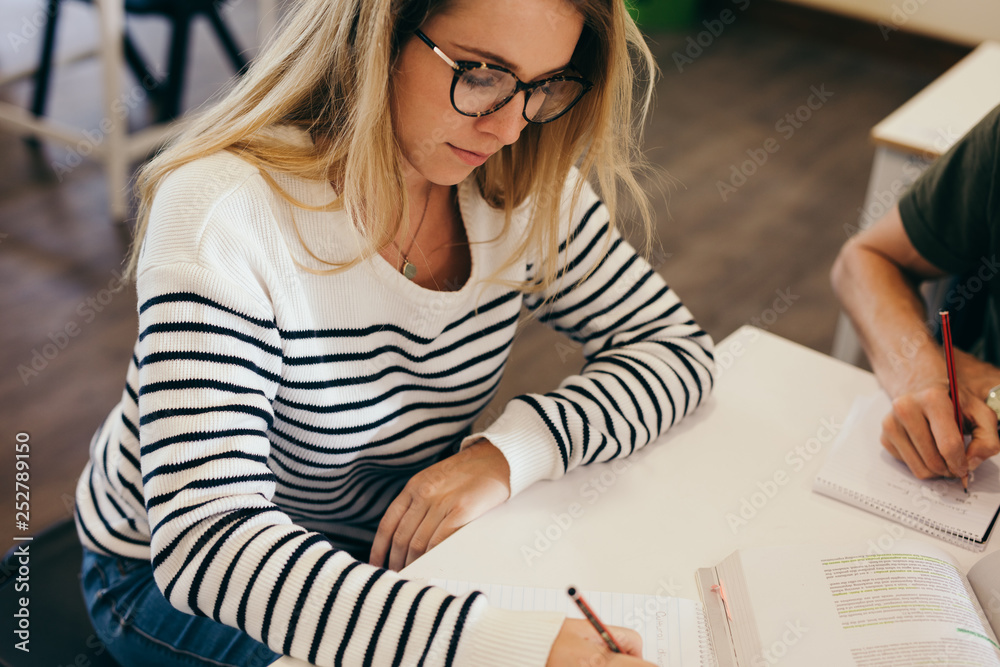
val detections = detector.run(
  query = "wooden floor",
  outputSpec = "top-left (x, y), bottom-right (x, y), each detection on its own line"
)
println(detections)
top-left (0, 4), bottom-right (965, 535)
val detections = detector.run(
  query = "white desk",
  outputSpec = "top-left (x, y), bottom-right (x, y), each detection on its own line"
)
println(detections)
top-left (275, 327), bottom-right (1000, 666)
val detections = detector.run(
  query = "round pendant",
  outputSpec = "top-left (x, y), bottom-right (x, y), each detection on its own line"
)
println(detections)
top-left (402, 261), bottom-right (418, 280)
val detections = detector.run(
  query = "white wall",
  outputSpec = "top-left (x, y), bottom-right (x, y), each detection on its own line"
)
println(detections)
top-left (778, 0), bottom-right (1000, 45)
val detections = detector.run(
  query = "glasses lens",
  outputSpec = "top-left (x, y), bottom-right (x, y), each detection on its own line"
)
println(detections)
top-left (525, 79), bottom-right (586, 122)
top-left (454, 68), bottom-right (517, 115)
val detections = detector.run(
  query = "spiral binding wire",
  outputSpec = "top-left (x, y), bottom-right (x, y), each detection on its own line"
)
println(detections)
top-left (814, 478), bottom-right (987, 552)
top-left (695, 605), bottom-right (721, 666)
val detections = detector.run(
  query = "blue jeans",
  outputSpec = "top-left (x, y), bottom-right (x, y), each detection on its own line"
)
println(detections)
top-left (80, 547), bottom-right (281, 667)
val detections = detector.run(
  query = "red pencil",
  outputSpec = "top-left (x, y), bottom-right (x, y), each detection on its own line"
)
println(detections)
top-left (940, 311), bottom-right (968, 492)
top-left (567, 587), bottom-right (621, 653)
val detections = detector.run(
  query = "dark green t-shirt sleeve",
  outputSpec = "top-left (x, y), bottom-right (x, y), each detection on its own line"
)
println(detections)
top-left (899, 104), bottom-right (1000, 275)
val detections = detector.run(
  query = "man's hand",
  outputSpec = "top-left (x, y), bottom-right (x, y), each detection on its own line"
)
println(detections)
top-left (370, 439), bottom-right (510, 571)
top-left (546, 619), bottom-right (654, 666)
top-left (881, 375), bottom-right (999, 480)
top-left (831, 204), bottom-right (1000, 481)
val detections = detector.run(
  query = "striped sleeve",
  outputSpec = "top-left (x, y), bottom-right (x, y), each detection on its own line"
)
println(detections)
top-left (135, 261), bottom-right (564, 666)
top-left (464, 175), bottom-right (716, 497)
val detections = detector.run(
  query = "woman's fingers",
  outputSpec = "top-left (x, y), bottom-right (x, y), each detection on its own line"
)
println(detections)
top-left (546, 620), bottom-right (654, 666)
top-left (373, 441), bottom-right (511, 570)
top-left (370, 491), bottom-right (413, 567)
top-left (607, 626), bottom-right (644, 657)
top-left (387, 495), bottom-right (430, 572)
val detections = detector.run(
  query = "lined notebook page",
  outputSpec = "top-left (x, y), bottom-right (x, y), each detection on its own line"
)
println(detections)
top-left (814, 393), bottom-right (1000, 550)
top-left (431, 579), bottom-right (717, 667)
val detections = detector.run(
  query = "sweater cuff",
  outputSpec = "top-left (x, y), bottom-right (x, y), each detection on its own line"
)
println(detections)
top-left (460, 400), bottom-right (562, 498)
top-left (453, 606), bottom-right (565, 667)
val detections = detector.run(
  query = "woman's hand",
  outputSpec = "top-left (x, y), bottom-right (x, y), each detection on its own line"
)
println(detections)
top-left (881, 374), bottom-right (999, 480)
top-left (546, 620), bottom-right (654, 666)
top-left (370, 439), bottom-right (511, 571)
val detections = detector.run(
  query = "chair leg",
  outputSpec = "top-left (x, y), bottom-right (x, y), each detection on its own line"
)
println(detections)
top-left (159, 9), bottom-right (194, 122)
top-left (97, 0), bottom-right (130, 222)
top-left (30, 0), bottom-right (62, 118)
top-left (204, 5), bottom-right (249, 75)
top-left (122, 32), bottom-right (163, 100)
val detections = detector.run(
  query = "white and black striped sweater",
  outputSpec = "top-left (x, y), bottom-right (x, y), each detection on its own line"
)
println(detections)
top-left (75, 145), bottom-right (715, 666)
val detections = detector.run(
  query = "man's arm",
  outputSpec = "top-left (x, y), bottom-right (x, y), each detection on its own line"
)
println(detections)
top-left (831, 204), bottom-right (1000, 479)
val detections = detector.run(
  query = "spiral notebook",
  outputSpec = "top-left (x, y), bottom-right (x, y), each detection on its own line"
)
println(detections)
top-left (813, 392), bottom-right (1000, 551)
top-left (431, 579), bottom-right (717, 666)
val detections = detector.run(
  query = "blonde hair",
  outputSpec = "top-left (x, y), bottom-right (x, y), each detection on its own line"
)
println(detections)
top-left (124, 0), bottom-right (658, 293)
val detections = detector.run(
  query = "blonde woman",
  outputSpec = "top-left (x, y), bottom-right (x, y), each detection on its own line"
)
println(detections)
top-left (74, 0), bottom-right (715, 665)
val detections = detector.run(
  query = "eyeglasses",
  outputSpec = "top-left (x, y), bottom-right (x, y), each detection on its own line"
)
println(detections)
top-left (414, 30), bottom-right (593, 124)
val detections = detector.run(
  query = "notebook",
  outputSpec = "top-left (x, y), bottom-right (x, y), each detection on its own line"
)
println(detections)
top-left (431, 579), bottom-right (718, 666)
top-left (813, 392), bottom-right (1000, 551)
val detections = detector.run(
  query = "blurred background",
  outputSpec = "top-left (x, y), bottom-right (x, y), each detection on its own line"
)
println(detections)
top-left (1, 0), bottom-right (997, 537)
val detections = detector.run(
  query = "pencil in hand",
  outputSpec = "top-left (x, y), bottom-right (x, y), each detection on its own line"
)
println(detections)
top-left (567, 587), bottom-right (622, 653)
top-left (940, 310), bottom-right (968, 493)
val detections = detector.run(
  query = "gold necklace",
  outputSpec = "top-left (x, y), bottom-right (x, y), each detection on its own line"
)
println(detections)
top-left (392, 185), bottom-right (432, 280)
